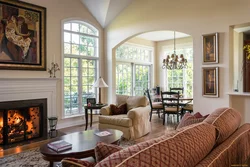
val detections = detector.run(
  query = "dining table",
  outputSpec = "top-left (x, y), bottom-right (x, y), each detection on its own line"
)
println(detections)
top-left (153, 95), bottom-right (193, 107)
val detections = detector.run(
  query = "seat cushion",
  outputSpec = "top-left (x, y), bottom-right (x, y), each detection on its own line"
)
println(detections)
top-left (99, 115), bottom-right (132, 127)
top-left (152, 102), bottom-right (163, 109)
top-left (126, 96), bottom-right (148, 111)
top-left (204, 107), bottom-right (241, 145)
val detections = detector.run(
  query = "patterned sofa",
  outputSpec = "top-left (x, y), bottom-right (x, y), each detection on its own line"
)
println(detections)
top-left (62, 107), bottom-right (250, 167)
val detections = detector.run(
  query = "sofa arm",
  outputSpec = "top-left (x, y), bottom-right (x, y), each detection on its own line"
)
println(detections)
top-left (100, 106), bottom-right (112, 115)
top-left (127, 105), bottom-right (151, 139)
top-left (127, 105), bottom-right (151, 120)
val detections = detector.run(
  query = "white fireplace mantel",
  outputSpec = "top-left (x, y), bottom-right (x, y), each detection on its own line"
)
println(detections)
top-left (0, 78), bottom-right (59, 117)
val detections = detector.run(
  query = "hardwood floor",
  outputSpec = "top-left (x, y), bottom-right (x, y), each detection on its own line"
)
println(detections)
top-left (0, 114), bottom-right (178, 158)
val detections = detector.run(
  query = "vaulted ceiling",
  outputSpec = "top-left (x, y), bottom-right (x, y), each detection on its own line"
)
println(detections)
top-left (80, 0), bottom-right (190, 41)
top-left (80, 0), bottom-right (134, 28)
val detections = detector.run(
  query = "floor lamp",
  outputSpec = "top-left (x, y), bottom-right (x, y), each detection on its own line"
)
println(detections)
top-left (93, 77), bottom-right (108, 104)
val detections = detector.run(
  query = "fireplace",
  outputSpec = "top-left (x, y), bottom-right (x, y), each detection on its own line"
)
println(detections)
top-left (0, 99), bottom-right (47, 145)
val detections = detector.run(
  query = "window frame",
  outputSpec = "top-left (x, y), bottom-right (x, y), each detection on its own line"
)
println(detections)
top-left (163, 40), bottom-right (193, 97)
top-left (62, 19), bottom-right (99, 118)
top-left (116, 42), bottom-right (153, 96)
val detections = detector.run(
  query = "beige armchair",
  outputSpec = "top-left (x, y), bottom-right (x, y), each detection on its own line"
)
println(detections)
top-left (98, 95), bottom-right (151, 140)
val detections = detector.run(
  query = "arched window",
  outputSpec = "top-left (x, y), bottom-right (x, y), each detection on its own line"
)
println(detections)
top-left (63, 20), bottom-right (99, 117)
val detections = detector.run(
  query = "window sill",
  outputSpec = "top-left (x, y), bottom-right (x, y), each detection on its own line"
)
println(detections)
top-left (62, 114), bottom-right (85, 119)
top-left (227, 92), bottom-right (250, 96)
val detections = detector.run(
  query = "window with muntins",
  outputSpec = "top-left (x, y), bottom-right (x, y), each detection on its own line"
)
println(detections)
top-left (165, 47), bottom-right (193, 97)
top-left (63, 21), bottom-right (99, 117)
top-left (116, 43), bottom-right (152, 96)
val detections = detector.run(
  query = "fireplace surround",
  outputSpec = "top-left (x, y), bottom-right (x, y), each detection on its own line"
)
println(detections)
top-left (0, 78), bottom-right (58, 148)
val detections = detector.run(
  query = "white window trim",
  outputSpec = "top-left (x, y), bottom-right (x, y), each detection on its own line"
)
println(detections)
top-left (61, 19), bottom-right (99, 119)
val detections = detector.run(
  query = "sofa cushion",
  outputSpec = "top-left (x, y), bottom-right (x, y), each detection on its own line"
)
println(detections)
top-left (110, 103), bottom-right (127, 115)
top-left (126, 96), bottom-right (148, 111)
top-left (99, 115), bottom-right (132, 127)
top-left (177, 112), bottom-right (206, 129)
top-left (96, 123), bottom-right (217, 167)
top-left (204, 107), bottom-right (241, 145)
top-left (116, 95), bottom-right (129, 106)
top-left (95, 142), bottom-right (123, 163)
top-left (117, 123), bottom-right (216, 167)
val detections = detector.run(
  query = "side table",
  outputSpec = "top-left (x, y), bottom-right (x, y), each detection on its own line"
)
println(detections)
top-left (84, 104), bottom-right (107, 130)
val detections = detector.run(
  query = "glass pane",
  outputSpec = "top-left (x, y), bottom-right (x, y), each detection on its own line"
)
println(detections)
top-left (64, 32), bottom-right (71, 43)
top-left (72, 44), bottom-right (79, 55)
top-left (80, 36), bottom-right (87, 45)
top-left (64, 43), bottom-right (71, 54)
top-left (79, 24), bottom-right (88, 33)
top-left (79, 45), bottom-right (87, 56)
top-left (64, 58), bottom-right (70, 67)
top-left (87, 47), bottom-right (94, 56)
top-left (71, 77), bottom-right (78, 85)
top-left (64, 67), bottom-right (70, 76)
top-left (64, 77), bottom-right (70, 86)
top-left (64, 86), bottom-right (70, 95)
top-left (72, 34), bottom-right (79, 44)
top-left (64, 23), bottom-right (71, 30)
top-left (71, 68), bottom-right (78, 76)
top-left (71, 58), bottom-right (78, 67)
top-left (72, 23), bottom-right (79, 32)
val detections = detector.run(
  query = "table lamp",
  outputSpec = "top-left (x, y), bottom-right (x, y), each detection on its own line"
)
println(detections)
top-left (93, 77), bottom-right (108, 104)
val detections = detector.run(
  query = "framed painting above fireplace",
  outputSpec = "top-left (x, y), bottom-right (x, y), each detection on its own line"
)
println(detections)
top-left (0, 0), bottom-right (46, 70)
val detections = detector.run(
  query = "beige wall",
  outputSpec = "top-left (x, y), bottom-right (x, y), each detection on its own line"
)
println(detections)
top-left (1, 0), bottom-right (104, 128)
top-left (105, 0), bottom-right (250, 119)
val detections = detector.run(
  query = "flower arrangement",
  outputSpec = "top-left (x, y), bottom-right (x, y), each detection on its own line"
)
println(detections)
top-left (243, 44), bottom-right (250, 60)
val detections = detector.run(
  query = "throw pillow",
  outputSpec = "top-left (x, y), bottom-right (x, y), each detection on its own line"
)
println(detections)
top-left (110, 103), bottom-right (127, 115)
top-left (61, 157), bottom-right (96, 167)
top-left (94, 142), bottom-right (123, 162)
top-left (177, 112), bottom-right (206, 129)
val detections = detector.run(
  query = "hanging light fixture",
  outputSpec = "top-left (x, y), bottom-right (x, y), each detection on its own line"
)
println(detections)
top-left (162, 31), bottom-right (187, 70)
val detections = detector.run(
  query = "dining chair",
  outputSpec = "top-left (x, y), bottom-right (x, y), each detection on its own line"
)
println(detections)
top-left (161, 91), bottom-right (182, 125)
top-left (170, 87), bottom-right (184, 95)
top-left (145, 89), bottom-right (164, 122)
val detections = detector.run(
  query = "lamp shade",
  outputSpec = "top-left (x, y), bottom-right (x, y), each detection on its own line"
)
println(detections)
top-left (93, 77), bottom-right (108, 88)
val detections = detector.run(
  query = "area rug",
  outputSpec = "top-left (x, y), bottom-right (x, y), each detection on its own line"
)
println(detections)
top-left (0, 139), bottom-right (136, 167)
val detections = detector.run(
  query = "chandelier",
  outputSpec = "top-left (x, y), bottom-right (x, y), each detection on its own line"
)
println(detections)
top-left (162, 31), bottom-right (187, 70)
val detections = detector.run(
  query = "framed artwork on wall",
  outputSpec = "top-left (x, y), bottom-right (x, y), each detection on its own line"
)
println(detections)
top-left (202, 67), bottom-right (219, 97)
top-left (202, 32), bottom-right (219, 64)
top-left (0, 0), bottom-right (46, 70)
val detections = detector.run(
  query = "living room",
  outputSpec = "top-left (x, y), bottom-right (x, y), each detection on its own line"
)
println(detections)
top-left (1, 0), bottom-right (250, 166)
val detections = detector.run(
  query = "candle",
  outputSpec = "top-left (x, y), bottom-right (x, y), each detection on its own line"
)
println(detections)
top-left (53, 54), bottom-right (55, 63)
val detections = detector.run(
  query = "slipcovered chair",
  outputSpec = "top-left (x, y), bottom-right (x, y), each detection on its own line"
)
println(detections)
top-left (98, 94), bottom-right (151, 140)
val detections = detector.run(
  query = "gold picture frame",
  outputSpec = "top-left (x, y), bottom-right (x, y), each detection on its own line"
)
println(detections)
top-left (202, 32), bottom-right (219, 64)
top-left (202, 67), bottom-right (219, 97)
top-left (0, 0), bottom-right (46, 70)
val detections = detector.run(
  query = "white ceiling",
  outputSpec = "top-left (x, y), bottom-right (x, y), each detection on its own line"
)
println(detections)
top-left (136, 31), bottom-right (190, 41)
top-left (81, 0), bottom-right (134, 28)
top-left (80, 0), bottom-right (190, 41)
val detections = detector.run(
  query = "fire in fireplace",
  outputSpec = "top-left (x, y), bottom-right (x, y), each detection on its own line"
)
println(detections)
top-left (0, 99), bottom-right (47, 145)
